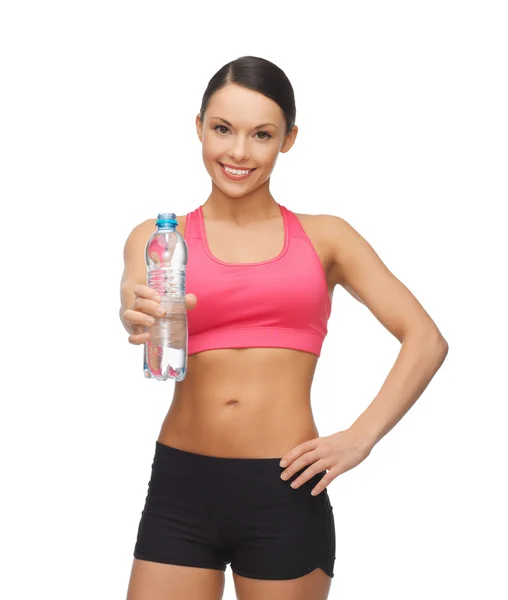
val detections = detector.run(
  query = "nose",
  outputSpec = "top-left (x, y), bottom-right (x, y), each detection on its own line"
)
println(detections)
top-left (227, 135), bottom-right (249, 163)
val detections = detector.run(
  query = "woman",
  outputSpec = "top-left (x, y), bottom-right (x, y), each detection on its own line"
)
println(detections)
top-left (119, 56), bottom-right (448, 600)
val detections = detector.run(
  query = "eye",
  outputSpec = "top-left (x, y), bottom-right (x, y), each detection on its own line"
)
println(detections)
top-left (213, 125), bottom-right (230, 135)
top-left (256, 131), bottom-right (272, 140)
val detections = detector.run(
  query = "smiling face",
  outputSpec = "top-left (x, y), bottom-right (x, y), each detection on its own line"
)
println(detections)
top-left (196, 83), bottom-right (298, 199)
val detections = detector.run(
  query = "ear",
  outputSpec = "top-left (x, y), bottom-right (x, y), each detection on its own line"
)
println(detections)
top-left (195, 114), bottom-right (203, 142)
top-left (280, 125), bottom-right (298, 154)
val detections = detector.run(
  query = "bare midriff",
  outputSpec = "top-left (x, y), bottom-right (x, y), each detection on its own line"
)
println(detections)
top-left (158, 347), bottom-right (321, 458)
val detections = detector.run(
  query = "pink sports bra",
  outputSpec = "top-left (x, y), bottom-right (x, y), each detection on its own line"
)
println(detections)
top-left (184, 204), bottom-right (332, 357)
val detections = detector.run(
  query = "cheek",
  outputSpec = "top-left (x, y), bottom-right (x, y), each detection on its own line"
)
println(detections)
top-left (250, 144), bottom-right (280, 166)
top-left (202, 139), bottom-right (231, 168)
top-left (203, 131), bottom-right (230, 147)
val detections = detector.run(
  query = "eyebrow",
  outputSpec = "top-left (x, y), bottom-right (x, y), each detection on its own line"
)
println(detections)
top-left (211, 117), bottom-right (279, 129)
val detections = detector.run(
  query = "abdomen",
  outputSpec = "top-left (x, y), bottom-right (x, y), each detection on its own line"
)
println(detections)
top-left (158, 348), bottom-right (320, 458)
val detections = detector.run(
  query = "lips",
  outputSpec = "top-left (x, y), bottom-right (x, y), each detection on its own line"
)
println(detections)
top-left (220, 162), bottom-right (256, 172)
top-left (218, 162), bottom-right (256, 181)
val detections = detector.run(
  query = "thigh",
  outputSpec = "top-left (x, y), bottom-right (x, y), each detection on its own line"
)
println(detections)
top-left (126, 558), bottom-right (225, 600)
top-left (233, 567), bottom-right (331, 600)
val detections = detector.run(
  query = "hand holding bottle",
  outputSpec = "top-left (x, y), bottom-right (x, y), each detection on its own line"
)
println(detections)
top-left (123, 285), bottom-right (197, 346)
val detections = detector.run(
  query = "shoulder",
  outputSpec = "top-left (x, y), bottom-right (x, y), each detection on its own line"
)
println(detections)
top-left (292, 212), bottom-right (346, 233)
top-left (294, 212), bottom-right (367, 250)
top-left (292, 211), bottom-right (356, 254)
top-left (293, 211), bottom-right (349, 228)
top-left (292, 212), bottom-right (376, 288)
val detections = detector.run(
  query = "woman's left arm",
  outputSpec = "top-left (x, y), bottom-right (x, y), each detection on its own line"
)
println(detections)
top-left (327, 215), bottom-right (449, 447)
top-left (279, 215), bottom-right (449, 494)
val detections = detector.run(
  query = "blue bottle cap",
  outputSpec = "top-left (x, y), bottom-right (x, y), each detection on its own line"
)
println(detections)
top-left (156, 213), bottom-right (178, 228)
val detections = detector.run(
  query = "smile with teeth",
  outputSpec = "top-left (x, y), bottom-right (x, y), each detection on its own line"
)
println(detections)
top-left (225, 166), bottom-right (250, 175)
top-left (219, 163), bottom-right (256, 178)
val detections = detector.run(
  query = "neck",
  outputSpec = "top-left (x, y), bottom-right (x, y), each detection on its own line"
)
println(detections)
top-left (203, 180), bottom-right (280, 224)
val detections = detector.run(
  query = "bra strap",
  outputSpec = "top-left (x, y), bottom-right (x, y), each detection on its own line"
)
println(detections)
top-left (281, 204), bottom-right (306, 240)
top-left (183, 206), bottom-right (202, 245)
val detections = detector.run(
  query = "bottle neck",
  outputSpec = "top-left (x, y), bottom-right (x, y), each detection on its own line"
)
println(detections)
top-left (156, 213), bottom-right (178, 229)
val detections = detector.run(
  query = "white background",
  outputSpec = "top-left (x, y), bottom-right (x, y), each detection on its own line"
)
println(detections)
top-left (1, 1), bottom-right (506, 598)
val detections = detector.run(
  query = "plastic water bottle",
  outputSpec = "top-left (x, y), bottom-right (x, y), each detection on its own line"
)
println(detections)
top-left (143, 212), bottom-right (188, 381)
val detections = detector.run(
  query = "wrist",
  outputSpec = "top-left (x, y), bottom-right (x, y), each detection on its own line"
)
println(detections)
top-left (346, 420), bottom-right (381, 452)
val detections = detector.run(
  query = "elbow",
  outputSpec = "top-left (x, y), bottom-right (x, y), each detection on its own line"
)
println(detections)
top-left (404, 326), bottom-right (449, 357)
top-left (424, 330), bottom-right (449, 365)
top-left (438, 336), bottom-right (449, 363)
top-left (430, 326), bottom-right (449, 356)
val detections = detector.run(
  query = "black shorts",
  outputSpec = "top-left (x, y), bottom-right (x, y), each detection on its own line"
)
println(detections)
top-left (133, 441), bottom-right (336, 580)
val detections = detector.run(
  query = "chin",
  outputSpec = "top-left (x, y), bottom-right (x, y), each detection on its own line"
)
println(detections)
top-left (214, 182), bottom-right (253, 198)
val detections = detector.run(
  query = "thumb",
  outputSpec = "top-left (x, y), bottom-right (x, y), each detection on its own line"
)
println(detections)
top-left (185, 293), bottom-right (197, 311)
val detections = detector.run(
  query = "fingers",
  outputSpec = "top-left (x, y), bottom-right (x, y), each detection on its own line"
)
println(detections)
top-left (285, 462), bottom-right (324, 490)
top-left (123, 309), bottom-right (152, 345)
top-left (123, 307), bottom-right (156, 329)
top-left (128, 330), bottom-right (151, 346)
top-left (123, 286), bottom-right (161, 346)
top-left (133, 284), bottom-right (197, 312)
top-left (185, 293), bottom-right (197, 310)
top-left (124, 287), bottom-right (197, 345)
top-left (133, 284), bottom-right (160, 301)
top-left (133, 293), bottom-right (197, 317)
top-left (133, 297), bottom-right (167, 319)
top-left (280, 449), bottom-right (318, 482)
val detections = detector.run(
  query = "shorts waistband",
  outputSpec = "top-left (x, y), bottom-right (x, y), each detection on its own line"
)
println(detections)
top-left (155, 441), bottom-right (283, 464)
top-left (151, 440), bottom-right (326, 495)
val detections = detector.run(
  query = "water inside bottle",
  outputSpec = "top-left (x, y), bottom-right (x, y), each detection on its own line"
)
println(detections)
top-left (144, 298), bottom-right (187, 381)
